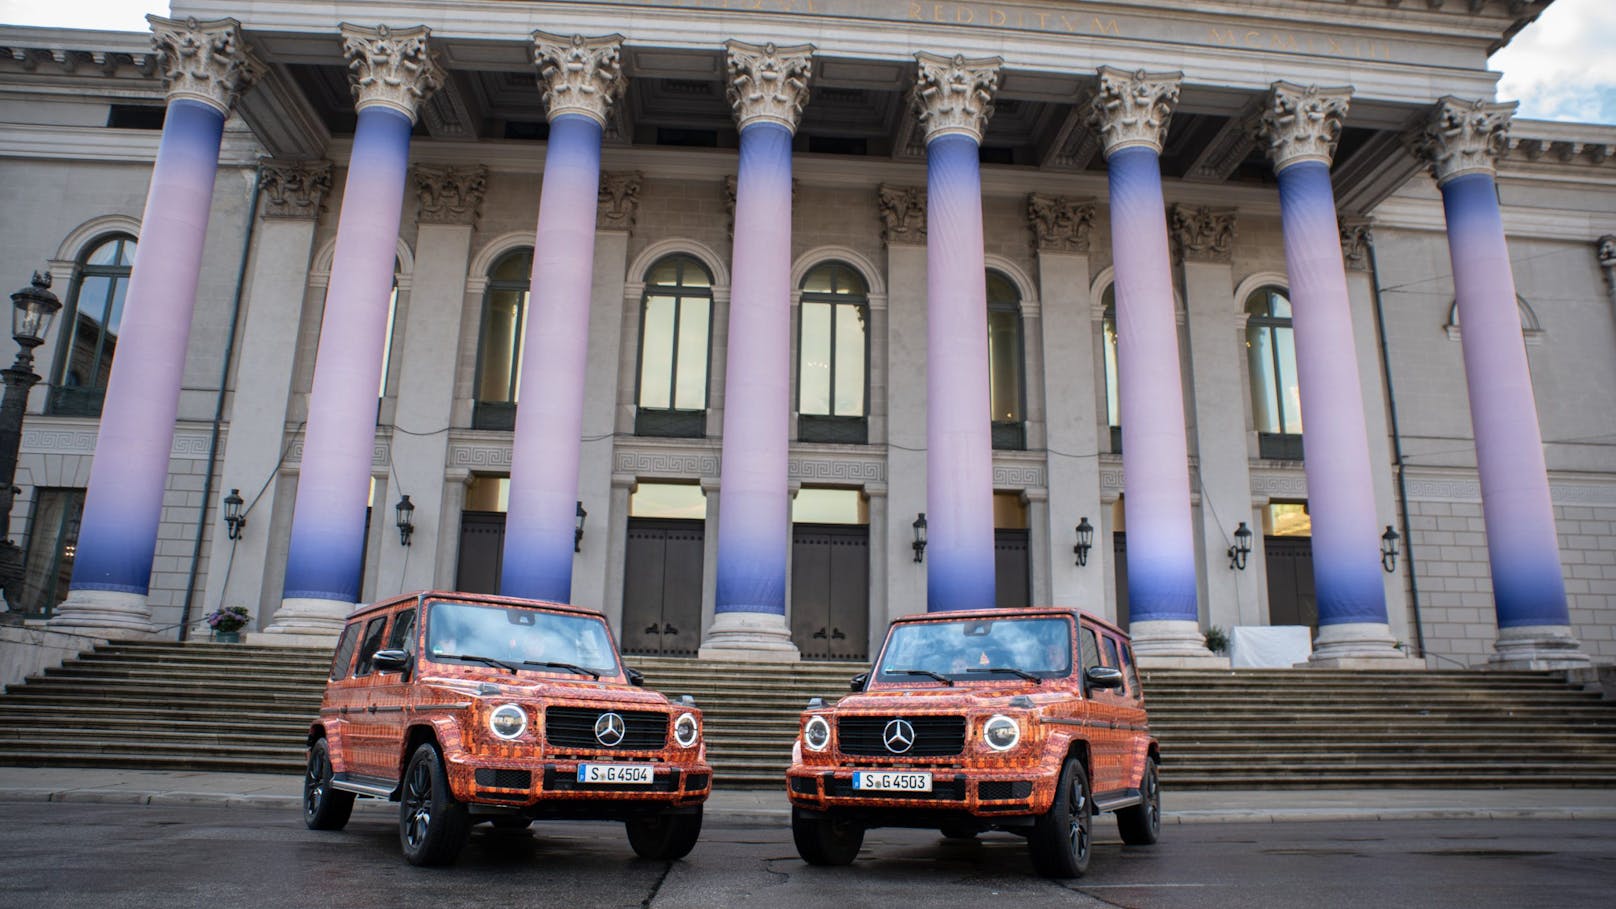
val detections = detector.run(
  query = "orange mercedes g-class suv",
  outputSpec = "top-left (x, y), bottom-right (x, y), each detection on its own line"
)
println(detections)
top-left (303, 591), bottom-right (711, 866)
top-left (786, 607), bottom-right (1160, 878)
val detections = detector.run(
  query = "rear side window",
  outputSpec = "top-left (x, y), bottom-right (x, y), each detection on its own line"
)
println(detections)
top-left (1119, 641), bottom-right (1142, 700)
top-left (329, 624), bottom-right (361, 681)
top-left (353, 616), bottom-right (388, 677)
top-left (387, 609), bottom-right (417, 654)
top-left (1101, 635), bottom-right (1128, 696)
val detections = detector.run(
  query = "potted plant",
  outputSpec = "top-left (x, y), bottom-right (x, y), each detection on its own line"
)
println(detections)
top-left (206, 604), bottom-right (252, 643)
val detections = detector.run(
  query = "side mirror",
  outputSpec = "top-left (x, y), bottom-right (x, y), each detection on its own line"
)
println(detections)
top-left (1085, 666), bottom-right (1125, 690)
top-left (850, 672), bottom-right (869, 692)
top-left (625, 667), bottom-right (645, 687)
top-left (373, 649), bottom-right (411, 675)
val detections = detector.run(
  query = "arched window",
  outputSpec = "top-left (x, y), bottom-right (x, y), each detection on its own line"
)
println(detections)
top-left (635, 254), bottom-right (713, 437)
top-left (1245, 285), bottom-right (1304, 460)
top-left (378, 256), bottom-right (404, 400)
top-left (50, 234), bottom-right (136, 416)
top-left (798, 262), bottom-right (869, 444)
top-left (472, 248), bottom-right (532, 430)
top-left (1101, 285), bottom-right (1122, 454)
top-left (987, 270), bottom-right (1025, 450)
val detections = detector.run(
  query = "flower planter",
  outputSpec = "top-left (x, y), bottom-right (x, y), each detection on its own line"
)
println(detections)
top-left (213, 630), bottom-right (242, 643)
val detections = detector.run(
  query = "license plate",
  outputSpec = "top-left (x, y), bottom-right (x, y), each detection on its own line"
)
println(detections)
top-left (577, 763), bottom-right (654, 785)
top-left (851, 771), bottom-right (932, 792)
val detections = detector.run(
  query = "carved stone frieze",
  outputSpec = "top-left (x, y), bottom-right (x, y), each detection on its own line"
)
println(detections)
top-left (148, 15), bottom-right (261, 115)
top-left (533, 31), bottom-right (625, 127)
top-left (258, 160), bottom-right (332, 220)
top-left (725, 40), bottom-right (813, 133)
top-left (1339, 218), bottom-right (1375, 272)
top-left (1090, 66), bottom-right (1182, 157)
top-left (413, 164), bottom-right (487, 226)
top-left (598, 171), bottom-right (643, 233)
top-left (1026, 194), bottom-right (1096, 254)
top-left (1260, 81), bottom-right (1352, 170)
top-left (877, 185), bottom-right (927, 247)
top-left (340, 23), bottom-right (443, 123)
top-left (1169, 205), bottom-right (1237, 263)
top-left (1415, 96), bottom-right (1515, 185)
top-left (910, 52), bottom-right (1001, 144)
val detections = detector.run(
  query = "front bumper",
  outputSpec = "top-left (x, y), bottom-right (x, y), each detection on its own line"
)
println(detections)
top-left (786, 764), bottom-right (1052, 821)
top-left (447, 752), bottom-right (711, 814)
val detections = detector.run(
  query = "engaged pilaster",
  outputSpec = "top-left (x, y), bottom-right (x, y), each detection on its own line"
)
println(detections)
top-left (412, 165), bottom-right (487, 227)
top-left (1026, 194), bottom-right (1096, 255)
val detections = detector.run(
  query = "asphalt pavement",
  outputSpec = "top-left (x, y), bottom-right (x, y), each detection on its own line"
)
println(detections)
top-left (3, 766), bottom-right (1616, 824)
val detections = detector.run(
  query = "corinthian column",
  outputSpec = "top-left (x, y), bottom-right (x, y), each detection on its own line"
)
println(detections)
top-left (1258, 82), bottom-right (1403, 665)
top-left (1599, 236), bottom-right (1616, 317)
top-left (501, 32), bottom-right (625, 602)
top-left (1090, 67), bottom-right (1213, 661)
top-left (52, 16), bottom-right (259, 639)
top-left (911, 52), bottom-right (1000, 612)
top-left (1416, 98), bottom-right (1588, 669)
top-left (701, 40), bottom-right (813, 659)
top-left (267, 24), bottom-right (441, 640)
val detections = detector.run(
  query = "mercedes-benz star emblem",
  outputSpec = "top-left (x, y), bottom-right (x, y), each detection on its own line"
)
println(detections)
top-left (594, 712), bottom-right (627, 747)
top-left (882, 718), bottom-right (915, 754)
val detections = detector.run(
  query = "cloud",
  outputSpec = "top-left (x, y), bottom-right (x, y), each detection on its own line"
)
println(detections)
top-left (1490, 0), bottom-right (1616, 124)
top-left (0, 1), bottom-right (167, 31)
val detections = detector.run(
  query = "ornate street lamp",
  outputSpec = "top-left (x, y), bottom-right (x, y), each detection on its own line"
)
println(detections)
top-left (574, 500), bottom-right (587, 553)
top-left (1381, 525), bottom-right (1400, 573)
top-left (0, 271), bottom-right (62, 600)
top-left (395, 494), bottom-right (415, 547)
top-left (911, 512), bottom-right (927, 563)
top-left (222, 488), bottom-right (246, 541)
top-left (1074, 516), bottom-right (1094, 567)
top-left (1227, 521), bottom-right (1253, 571)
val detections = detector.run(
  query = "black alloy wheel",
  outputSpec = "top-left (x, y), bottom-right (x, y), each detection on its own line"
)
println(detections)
top-left (303, 738), bottom-right (354, 831)
top-left (1029, 757), bottom-right (1092, 878)
top-left (399, 742), bottom-right (471, 866)
top-left (1116, 759), bottom-right (1161, 846)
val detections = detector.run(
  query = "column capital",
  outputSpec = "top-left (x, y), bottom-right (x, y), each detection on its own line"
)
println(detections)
top-left (1169, 204), bottom-right (1237, 263)
top-left (1026, 194), bottom-right (1097, 254)
top-left (1596, 235), bottom-right (1616, 269)
top-left (1090, 66), bottom-right (1182, 157)
top-left (598, 171), bottom-right (643, 233)
top-left (1415, 96), bottom-right (1516, 185)
top-left (1259, 81), bottom-right (1352, 171)
top-left (877, 184), bottom-right (927, 247)
top-left (148, 15), bottom-right (261, 115)
top-left (910, 52), bottom-right (1001, 144)
top-left (340, 23), bottom-right (443, 124)
top-left (258, 160), bottom-right (333, 221)
top-left (725, 40), bottom-right (814, 134)
top-left (533, 31), bottom-right (626, 127)
top-left (412, 164), bottom-right (487, 227)
top-left (1340, 217), bottom-right (1375, 272)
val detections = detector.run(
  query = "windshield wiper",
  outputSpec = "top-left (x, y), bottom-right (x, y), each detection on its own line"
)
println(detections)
top-left (519, 660), bottom-right (601, 680)
top-left (440, 653), bottom-right (518, 674)
top-left (883, 668), bottom-right (954, 687)
top-left (964, 666), bottom-right (1042, 684)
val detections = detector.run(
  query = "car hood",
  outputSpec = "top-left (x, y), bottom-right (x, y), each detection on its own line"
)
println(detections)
top-left (419, 672), bottom-right (674, 708)
top-left (836, 683), bottom-right (1056, 712)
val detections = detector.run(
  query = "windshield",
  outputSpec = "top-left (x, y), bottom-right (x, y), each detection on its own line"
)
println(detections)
top-left (424, 600), bottom-right (620, 678)
top-left (874, 616), bottom-right (1073, 683)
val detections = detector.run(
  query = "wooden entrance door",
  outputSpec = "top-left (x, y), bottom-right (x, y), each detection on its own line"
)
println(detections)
top-left (622, 518), bottom-right (704, 656)
top-left (994, 528), bottom-right (1030, 607)
top-left (455, 511), bottom-right (505, 595)
top-left (1265, 536), bottom-right (1317, 629)
top-left (791, 524), bottom-right (869, 660)
top-left (1113, 531), bottom-right (1129, 629)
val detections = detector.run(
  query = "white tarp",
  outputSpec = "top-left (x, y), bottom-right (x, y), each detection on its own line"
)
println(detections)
top-left (1228, 625), bottom-right (1313, 668)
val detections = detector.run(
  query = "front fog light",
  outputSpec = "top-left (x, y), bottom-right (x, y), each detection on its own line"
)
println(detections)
top-left (983, 714), bottom-right (1020, 751)
top-left (489, 704), bottom-right (527, 740)
top-left (803, 715), bottom-right (831, 752)
top-left (674, 712), bottom-right (700, 748)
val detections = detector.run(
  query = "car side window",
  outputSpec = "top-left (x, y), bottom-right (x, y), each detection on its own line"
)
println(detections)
top-left (353, 616), bottom-right (389, 678)
top-left (329, 623), bottom-right (361, 681)
top-left (1101, 635), bottom-right (1128, 697)
top-left (1079, 627), bottom-right (1100, 674)
top-left (1119, 641), bottom-right (1143, 701)
top-left (387, 608), bottom-right (417, 655)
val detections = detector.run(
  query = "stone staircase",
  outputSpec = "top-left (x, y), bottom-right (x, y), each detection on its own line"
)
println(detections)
top-left (1, 641), bottom-right (1614, 789)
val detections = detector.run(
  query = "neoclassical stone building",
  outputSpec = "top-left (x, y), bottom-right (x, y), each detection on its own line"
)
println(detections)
top-left (1, 0), bottom-right (1612, 669)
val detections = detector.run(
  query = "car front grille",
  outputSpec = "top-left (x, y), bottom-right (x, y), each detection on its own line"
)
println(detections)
top-left (545, 707), bottom-right (669, 750)
top-left (837, 715), bottom-right (967, 757)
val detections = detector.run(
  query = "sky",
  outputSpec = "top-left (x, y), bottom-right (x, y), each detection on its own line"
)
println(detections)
top-left (1, 0), bottom-right (1612, 125)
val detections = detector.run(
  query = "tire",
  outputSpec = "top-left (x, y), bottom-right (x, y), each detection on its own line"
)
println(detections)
top-left (399, 743), bottom-right (471, 867)
top-left (1116, 760), bottom-right (1161, 846)
top-left (1028, 758), bottom-right (1092, 879)
top-left (303, 738), bottom-right (354, 831)
top-left (626, 806), bottom-right (704, 861)
top-left (792, 808), bottom-right (864, 866)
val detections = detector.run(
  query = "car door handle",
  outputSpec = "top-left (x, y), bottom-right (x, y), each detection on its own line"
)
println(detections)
top-left (813, 627), bottom-right (827, 639)
top-left (831, 627), bottom-right (846, 640)
top-left (663, 623), bottom-right (678, 635)
top-left (644, 623), bottom-right (661, 636)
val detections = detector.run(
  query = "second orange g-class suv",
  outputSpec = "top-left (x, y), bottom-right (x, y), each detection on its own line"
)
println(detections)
top-left (303, 591), bottom-right (711, 866)
top-left (786, 607), bottom-right (1160, 878)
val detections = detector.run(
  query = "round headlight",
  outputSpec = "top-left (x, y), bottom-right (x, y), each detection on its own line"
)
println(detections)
top-left (983, 714), bottom-right (1020, 752)
top-left (489, 704), bottom-right (527, 740)
top-left (803, 715), bottom-right (831, 752)
top-left (674, 712), bottom-right (700, 748)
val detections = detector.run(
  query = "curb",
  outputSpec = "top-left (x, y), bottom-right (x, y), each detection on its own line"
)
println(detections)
top-left (5, 787), bottom-right (1612, 824)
